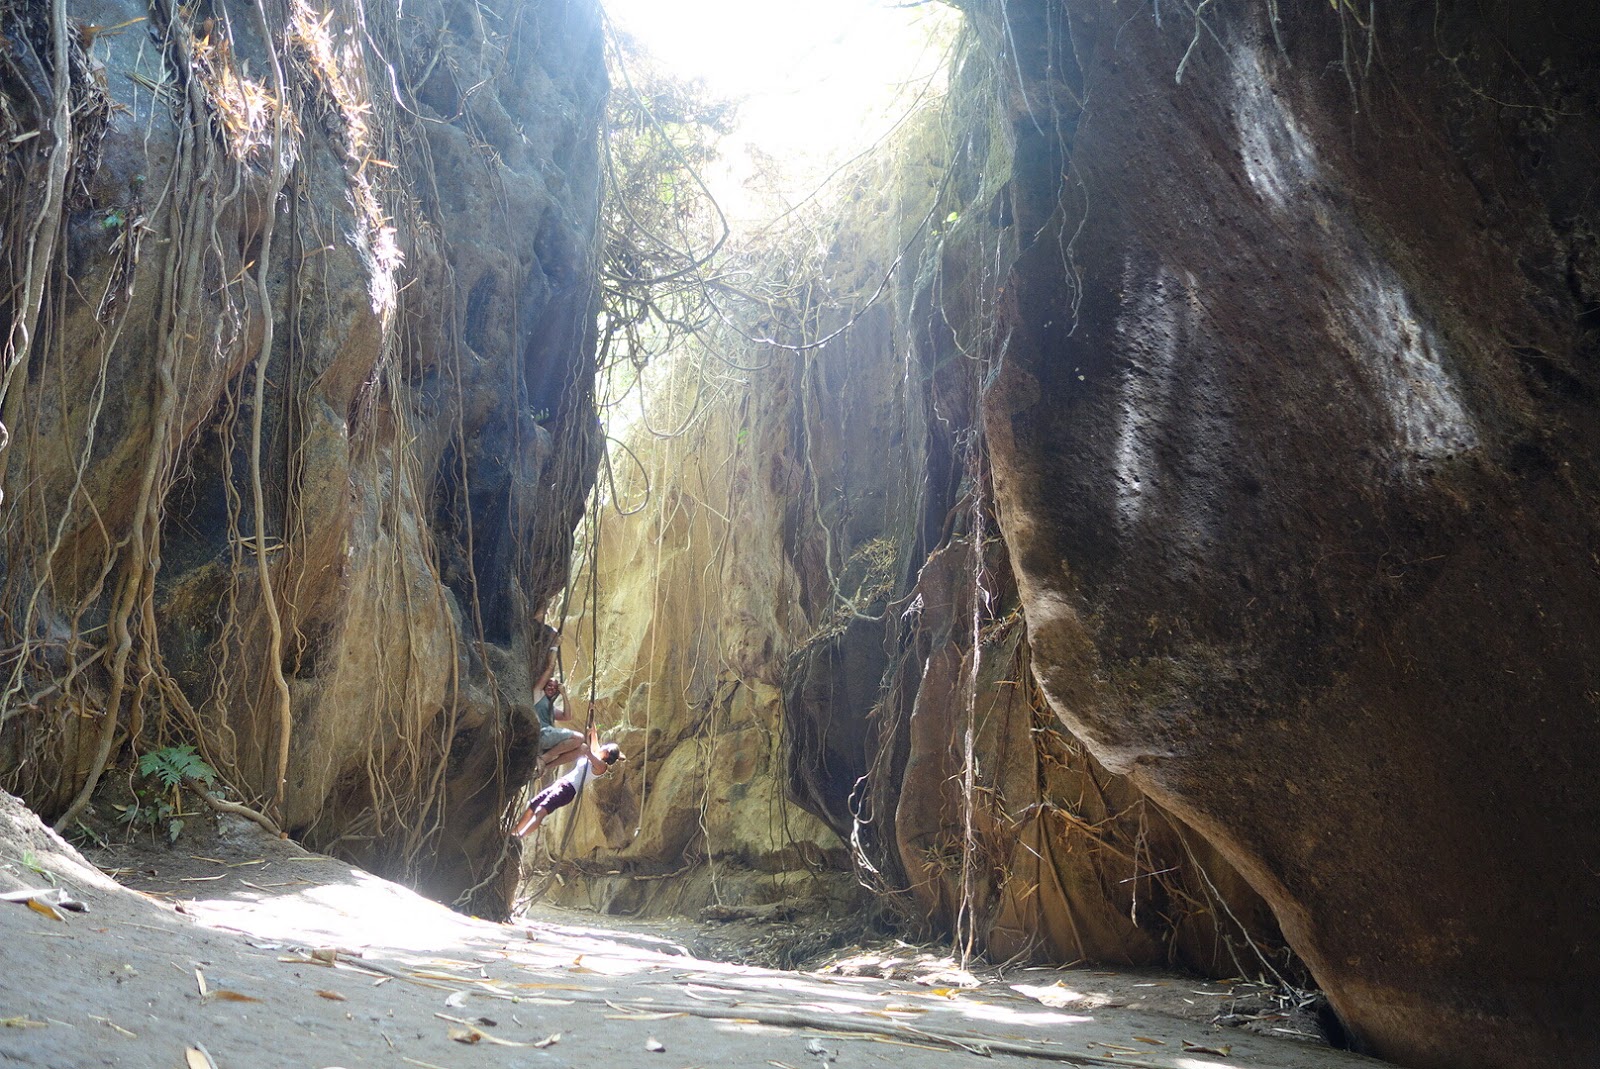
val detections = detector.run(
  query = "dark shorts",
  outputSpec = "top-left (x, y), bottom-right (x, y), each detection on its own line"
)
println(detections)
top-left (528, 777), bottom-right (578, 816)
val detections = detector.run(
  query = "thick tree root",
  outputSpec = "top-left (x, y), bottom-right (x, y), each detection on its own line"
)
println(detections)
top-left (183, 776), bottom-right (284, 838)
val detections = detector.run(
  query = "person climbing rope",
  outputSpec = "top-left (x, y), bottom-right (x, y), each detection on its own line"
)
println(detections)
top-left (511, 731), bottom-right (624, 839)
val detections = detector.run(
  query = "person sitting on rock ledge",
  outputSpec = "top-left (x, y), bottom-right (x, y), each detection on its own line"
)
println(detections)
top-left (511, 733), bottom-right (624, 840)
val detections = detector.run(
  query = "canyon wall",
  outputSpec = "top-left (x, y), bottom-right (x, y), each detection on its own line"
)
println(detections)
top-left (0, 0), bottom-right (608, 916)
top-left (545, 109), bottom-right (1289, 976)
top-left (6, 2), bottom-right (1598, 1065)
top-left (552, 3), bottom-right (1600, 1066)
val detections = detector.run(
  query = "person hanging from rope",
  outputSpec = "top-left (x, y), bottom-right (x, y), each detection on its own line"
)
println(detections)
top-left (531, 653), bottom-right (596, 773)
top-left (511, 727), bottom-right (625, 839)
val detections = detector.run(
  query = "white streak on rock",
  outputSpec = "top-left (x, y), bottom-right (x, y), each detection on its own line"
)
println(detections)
top-left (1340, 266), bottom-right (1480, 464)
top-left (1231, 46), bottom-right (1317, 210)
top-left (1229, 42), bottom-right (1478, 472)
top-left (1114, 259), bottom-right (1180, 531)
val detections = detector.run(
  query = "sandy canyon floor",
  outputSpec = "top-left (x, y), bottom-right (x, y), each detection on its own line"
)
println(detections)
top-left (0, 794), bottom-right (1386, 1069)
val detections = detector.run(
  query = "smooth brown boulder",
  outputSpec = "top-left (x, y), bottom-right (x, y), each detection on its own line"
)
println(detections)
top-left (980, 3), bottom-right (1600, 1065)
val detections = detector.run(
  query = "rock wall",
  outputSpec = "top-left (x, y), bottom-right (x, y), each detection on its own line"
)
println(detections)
top-left (0, 0), bottom-right (607, 916)
top-left (969, 1), bottom-right (1600, 1065)
top-left (8, 1), bottom-right (1595, 1063)
top-left (546, 111), bottom-right (1290, 978)
top-left (526, 321), bottom-right (856, 918)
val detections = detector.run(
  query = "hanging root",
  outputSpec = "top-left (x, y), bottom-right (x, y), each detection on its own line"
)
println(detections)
top-left (243, 0), bottom-right (296, 819)
top-left (0, 0), bottom-right (72, 488)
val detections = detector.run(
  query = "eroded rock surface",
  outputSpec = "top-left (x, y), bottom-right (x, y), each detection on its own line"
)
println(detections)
top-left (6, 2), bottom-right (1597, 1066)
top-left (549, 110), bottom-right (1290, 982)
top-left (0, 0), bottom-right (606, 916)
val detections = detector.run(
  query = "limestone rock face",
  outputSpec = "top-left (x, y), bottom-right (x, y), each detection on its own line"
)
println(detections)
top-left (0, 0), bottom-right (606, 917)
top-left (973, 2), bottom-right (1600, 1065)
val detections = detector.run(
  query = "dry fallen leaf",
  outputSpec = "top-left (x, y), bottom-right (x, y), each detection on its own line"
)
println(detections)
top-left (645, 1036), bottom-right (666, 1052)
top-left (316, 990), bottom-right (347, 1002)
top-left (194, 968), bottom-right (208, 999)
top-left (476, 1036), bottom-right (532, 1049)
top-left (184, 1046), bottom-right (218, 1069)
top-left (444, 990), bottom-right (469, 1008)
top-left (436, 1013), bottom-right (530, 1047)
top-left (0, 1018), bottom-right (46, 1029)
top-left (212, 990), bottom-right (260, 1003)
top-left (25, 898), bottom-right (64, 922)
top-left (1181, 1041), bottom-right (1233, 1056)
top-left (4, 888), bottom-right (82, 911)
top-left (1132, 1036), bottom-right (1165, 1045)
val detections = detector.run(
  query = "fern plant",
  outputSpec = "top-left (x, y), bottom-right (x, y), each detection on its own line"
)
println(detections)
top-left (129, 745), bottom-right (219, 842)
top-left (138, 745), bottom-right (217, 791)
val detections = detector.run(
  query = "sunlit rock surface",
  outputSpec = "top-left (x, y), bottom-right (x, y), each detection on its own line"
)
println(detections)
top-left (6, 1), bottom-right (1598, 1063)
top-left (564, 2), bottom-right (1600, 1064)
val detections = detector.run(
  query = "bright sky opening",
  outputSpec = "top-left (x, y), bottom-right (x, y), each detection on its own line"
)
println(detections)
top-left (601, 0), bottom-right (959, 206)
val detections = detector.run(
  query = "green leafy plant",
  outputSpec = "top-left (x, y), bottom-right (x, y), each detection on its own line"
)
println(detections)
top-left (598, 32), bottom-right (733, 378)
top-left (124, 745), bottom-right (218, 842)
top-left (138, 744), bottom-right (217, 792)
top-left (114, 797), bottom-right (176, 840)
top-left (20, 850), bottom-right (50, 880)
